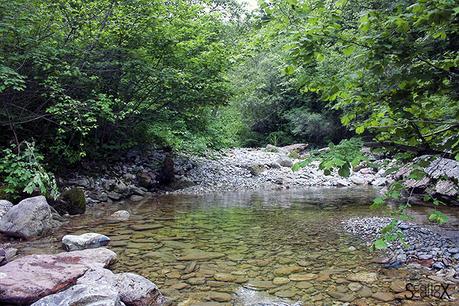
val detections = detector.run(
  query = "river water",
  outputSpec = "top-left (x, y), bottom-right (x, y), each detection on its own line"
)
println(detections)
top-left (14, 187), bottom-right (459, 305)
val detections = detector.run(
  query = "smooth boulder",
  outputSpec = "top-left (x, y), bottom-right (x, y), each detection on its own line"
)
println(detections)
top-left (62, 233), bottom-right (110, 251)
top-left (31, 284), bottom-right (124, 306)
top-left (0, 248), bottom-right (116, 304)
top-left (0, 196), bottom-right (57, 239)
top-left (116, 273), bottom-right (164, 306)
top-left (77, 268), bottom-right (164, 306)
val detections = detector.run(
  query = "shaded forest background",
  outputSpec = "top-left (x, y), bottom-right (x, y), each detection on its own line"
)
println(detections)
top-left (1, 0), bottom-right (458, 198)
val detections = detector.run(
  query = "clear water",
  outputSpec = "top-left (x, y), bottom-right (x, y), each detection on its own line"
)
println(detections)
top-left (12, 187), bottom-right (459, 305)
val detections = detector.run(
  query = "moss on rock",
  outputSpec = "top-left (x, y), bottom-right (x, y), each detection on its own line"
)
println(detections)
top-left (61, 188), bottom-right (86, 215)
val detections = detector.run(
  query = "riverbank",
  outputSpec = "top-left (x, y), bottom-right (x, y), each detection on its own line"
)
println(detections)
top-left (60, 145), bottom-right (458, 207)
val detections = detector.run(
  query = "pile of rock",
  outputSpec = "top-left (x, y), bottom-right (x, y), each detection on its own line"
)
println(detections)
top-left (59, 145), bottom-right (458, 206)
top-left (392, 156), bottom-right (459, 205)
top-left (0, 230), bottom-right (164, 305)
top-left (61, 148), bottom-right (167, 205)
top-left (342, 217), bottom-right (459, 280)
top-left (172, 146), bottom-right (388, 195)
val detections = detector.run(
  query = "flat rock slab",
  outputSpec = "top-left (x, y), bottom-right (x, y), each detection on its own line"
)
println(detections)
top-left (346, 272), bottom-right (378, 284)
top-left (0, 248), bottom-right (116, 304)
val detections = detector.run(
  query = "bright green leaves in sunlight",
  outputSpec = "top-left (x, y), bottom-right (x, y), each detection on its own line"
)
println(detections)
top-left (292, 138), bottom-right (365, 177)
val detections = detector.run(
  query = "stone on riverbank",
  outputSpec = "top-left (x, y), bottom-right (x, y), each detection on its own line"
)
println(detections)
top-left (77, 268), bottom-right (164, 306)
top-left (62, 232), bottom-right (111, 251)
top-left (0, 248), bottom-right (116, 304)
top-left (61, 187), bottom-right (86, 215)
top-left (0, 196), bottom-right (59, 239)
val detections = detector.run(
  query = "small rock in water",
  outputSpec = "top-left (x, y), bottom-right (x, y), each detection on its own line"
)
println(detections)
top-left (328, 291), bottom-right (355, 302)
top-left (371, 291), bottom-right (395, 302)
top-left (208, 292), bottom-right (232, 302)
top-left (0, 247), bottom-right (17, 266)
top-left (62, 233), bottom-right (110, 251)
top-left (273, 277), bottom-right (290, 285)
top-left (346, 272), bottom-right (378, 284)
top-left (348, 282), bottom-right (362, 292)
top-left (389, 279), bottom-right (406, 293)
top-left (110, 210), bottom-right (130, 221)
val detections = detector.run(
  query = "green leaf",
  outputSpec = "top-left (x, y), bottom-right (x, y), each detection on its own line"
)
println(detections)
top-left (284, 65), bottom-right (295, 75)
top-left (371, 196), bottom-right (385, 208)
top-left (428, 211), bottom-right (448, 224)
top-left (342, 46), bottom-right (355, 56)
top-left (374, 239), bottom-right (388, 250)
top-left (355, 126), bottom-right (365, 134)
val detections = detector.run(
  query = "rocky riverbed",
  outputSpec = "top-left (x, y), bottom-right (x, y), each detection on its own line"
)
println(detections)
top-left (343, 217), bottom-right (459, 282)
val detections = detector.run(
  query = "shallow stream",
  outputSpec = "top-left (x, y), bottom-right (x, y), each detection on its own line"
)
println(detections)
top-left (14, 187), bottom-right (459, 305)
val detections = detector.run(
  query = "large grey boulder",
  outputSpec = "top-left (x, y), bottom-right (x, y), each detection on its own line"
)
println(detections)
top-left (116, 273), bottom-right (164, 306)
top-left (0, 200), bottom-right (13, 220)
top-left (0, 196), bottom-right (57, 239)
top-left (31, 284), bottom-right (124, 306)
top-left (77, 268), bottom-right (117, 287)
top-left (0, 248), bottom-right (117, 304)
top-left (62, 233), bottom-right (110, 251)
top-left (77, 268), bottom-right (164, 306)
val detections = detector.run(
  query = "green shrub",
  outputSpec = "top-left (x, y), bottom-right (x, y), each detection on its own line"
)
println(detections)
top-left (0, 141), bottom-right (58, 200)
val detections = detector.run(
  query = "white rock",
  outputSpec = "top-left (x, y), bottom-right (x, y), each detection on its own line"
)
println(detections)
top-left (110, 210), bottom-right (130, 221)
top-left (62, 233), bottom-right (110, 251)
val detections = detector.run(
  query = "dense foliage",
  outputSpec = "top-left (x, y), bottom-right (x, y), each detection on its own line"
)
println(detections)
top-left (258, 0), bottom-right (458, 158)
top-left (1, 0), bottom-right (458, 205)
top-left (0, 0), bottom-right (242, 166)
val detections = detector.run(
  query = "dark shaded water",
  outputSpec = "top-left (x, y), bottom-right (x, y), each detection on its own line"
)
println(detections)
top-left (13, 187), bottom-right (459, 305)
